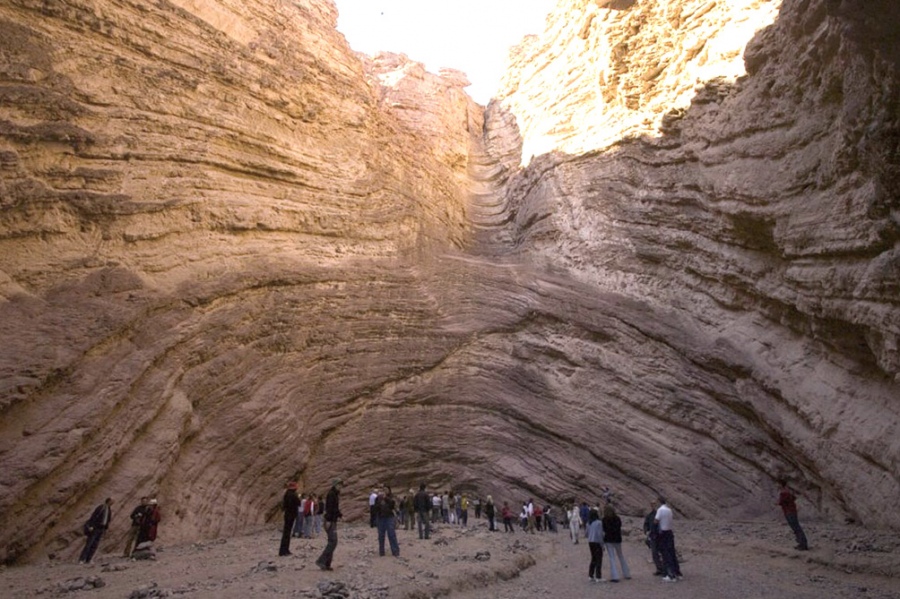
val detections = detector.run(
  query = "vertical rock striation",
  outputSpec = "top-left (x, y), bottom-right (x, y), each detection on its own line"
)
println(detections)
top-left (0, 0), bottom-right (898, 564)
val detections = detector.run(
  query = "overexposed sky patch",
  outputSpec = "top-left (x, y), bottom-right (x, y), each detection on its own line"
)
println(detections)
top-left (332, 0), bottom-right (556, 104)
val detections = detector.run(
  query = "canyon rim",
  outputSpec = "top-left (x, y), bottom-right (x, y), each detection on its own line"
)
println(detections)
top-left (0, 0), bottom-right (898, 565)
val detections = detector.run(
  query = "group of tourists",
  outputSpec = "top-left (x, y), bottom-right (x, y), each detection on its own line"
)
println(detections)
top-left (77, 495), bottom-right (161, 564)
top-left (290, 492), bottom-right (325, 539)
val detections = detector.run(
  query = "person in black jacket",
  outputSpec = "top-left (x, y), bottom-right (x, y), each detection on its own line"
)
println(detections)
top-left (316, 479), bottom-right (343, 570)
top-left (124, 497), bottom-right (149, 557)
top-left (413, 483), bottom-right (431, 540)
top-left (79, 498), bottom-right (113, 563)
top-left (643, 501), bottom-right (666, 575)
top-left (485, 495), bottom-right (496, 532)
top-left (602, 504), bottom-right (631, 582)
top-left (279, 482), bottom-right (300, 556)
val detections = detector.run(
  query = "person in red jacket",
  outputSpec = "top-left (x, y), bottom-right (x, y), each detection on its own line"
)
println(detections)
top-left (777, 479), bottom-right (809, 550)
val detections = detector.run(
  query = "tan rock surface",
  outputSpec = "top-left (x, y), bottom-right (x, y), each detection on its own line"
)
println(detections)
top-left (1, 0), bottom-right (899, 568)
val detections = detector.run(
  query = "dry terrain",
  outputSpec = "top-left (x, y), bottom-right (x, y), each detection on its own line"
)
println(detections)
top-left (2, 514), bottom-right (899, 598)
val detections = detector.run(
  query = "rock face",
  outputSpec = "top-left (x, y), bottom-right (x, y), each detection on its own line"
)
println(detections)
top-left (0, 0), bottom-right (897, 564)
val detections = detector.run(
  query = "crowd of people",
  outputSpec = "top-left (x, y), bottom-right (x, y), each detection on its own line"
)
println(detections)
top-left (275, 479), bottom-right (812, 588)
top-left (75, 476), bottom-right (810, 584)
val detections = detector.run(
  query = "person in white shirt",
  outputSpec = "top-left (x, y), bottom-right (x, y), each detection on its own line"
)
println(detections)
top-left (654, 497), bottom-right (682, 582)
top-left (369, 488), bottom-right (379, 528)
top-left (567, 504), bottom-right (581, 544)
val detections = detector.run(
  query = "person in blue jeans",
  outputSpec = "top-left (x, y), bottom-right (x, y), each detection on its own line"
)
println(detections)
top-left (375, 487), bottom-right (400, 557)
top-left (777, 479), bottom-right (809, 550)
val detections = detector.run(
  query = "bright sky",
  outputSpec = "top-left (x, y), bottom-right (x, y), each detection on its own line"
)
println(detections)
top-left (332, 0), bottom-right (556, 104)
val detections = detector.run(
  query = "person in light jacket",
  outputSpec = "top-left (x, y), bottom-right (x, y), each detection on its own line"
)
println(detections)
top-left (586, 508), bottom-right (604, 582)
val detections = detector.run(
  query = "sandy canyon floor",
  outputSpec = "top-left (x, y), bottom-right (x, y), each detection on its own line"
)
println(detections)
top-left (2, 515), bottom-right (899, 598)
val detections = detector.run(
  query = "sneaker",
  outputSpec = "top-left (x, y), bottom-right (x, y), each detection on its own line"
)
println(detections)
top-left (590, 577), bottom-right (597, 583)
top-left (662, 576), bottom-right (677, 583)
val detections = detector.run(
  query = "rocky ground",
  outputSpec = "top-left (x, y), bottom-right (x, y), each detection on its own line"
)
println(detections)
top-left (2, 515), bottom-right (898, 599)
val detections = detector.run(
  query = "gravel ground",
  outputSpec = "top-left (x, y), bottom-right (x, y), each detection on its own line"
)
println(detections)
top-left (1, 516), bottom-right (898, 598)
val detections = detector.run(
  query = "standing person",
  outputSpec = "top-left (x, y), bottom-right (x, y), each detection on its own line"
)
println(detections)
top-left (602, 504), bottom-right (630, 582)
top-left (431, 493), bottom-right (441, 524)
top-left (137, 498), bottom-right (161, 548)
top-left (501, 502), bottom-right (515, 533)
top-left (314, 494), bottom-right (324, 537)
top-left (643, 501), bottom-right (666, 576)
top-left (579, 501), bottom-right (590, 537)
top-left (279, 482), bottom-right (300, 557)
top-left (568, 503), bottom-right (581, 544)
top-left (404, 489), bottom-right (416, 531)
top-left (303, 493), bottom-right (316, 538)
top-left (369, 488), bottom-right (378, 528)
top-left (79, 498), bottom-right (113, 564)
top-left (293, 493), bottom-right (306, 539)
top-left (777, 479), bottom-right (809, 550)
top-left (534, 503), bottom-right (543, 532)
top-left (414, 484), bottom-right (431, 540)
top-left (655, 497), bottom-right (682, 582)
top-left (586, 508), bottom-right (604, 582)
top-left (485, 496), bottom-right (496, 531)
top-left (459, 494), bottom-right (469, 527)
top-left (123, 497), bottom-right (149, 558)
top-left (442, 491), bottom-right (450, 524)
top-left (316, 479), bottom-right (343, 571)
top-left (525, 499), bottom-right (536, 533)
top-left (474, 496), bottom-right (482, 519)
top-left (375, 487), bottom-right (400, 557)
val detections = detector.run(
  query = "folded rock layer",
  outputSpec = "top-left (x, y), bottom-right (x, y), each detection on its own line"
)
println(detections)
top-left (0, 0), bottom-right (897, 563)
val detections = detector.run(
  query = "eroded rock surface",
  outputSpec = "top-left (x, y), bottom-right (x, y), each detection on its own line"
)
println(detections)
top-left (0, 0), bottom-right (898, 564)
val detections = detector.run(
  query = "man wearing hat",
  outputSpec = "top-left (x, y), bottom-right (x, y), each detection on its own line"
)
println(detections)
top-left (316, 479), bottom-right (343, 570)
top-left (279, 481), bottom-right (300, 556)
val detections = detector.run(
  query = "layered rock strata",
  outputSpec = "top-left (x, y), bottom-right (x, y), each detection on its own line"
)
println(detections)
top-left (0, 0), bottom-right (898, 564)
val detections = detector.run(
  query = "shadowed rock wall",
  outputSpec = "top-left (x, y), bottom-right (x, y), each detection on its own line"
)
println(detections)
top-left (0, 0), bottom-right (898, 564)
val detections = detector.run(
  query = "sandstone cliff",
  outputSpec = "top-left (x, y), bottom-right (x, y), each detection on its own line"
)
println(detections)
top-left (0, 0), bottom-right (898, 564)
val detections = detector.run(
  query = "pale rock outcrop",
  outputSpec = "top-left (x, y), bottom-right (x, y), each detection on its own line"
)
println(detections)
top-left (0, 0), bottom-right (898, 565)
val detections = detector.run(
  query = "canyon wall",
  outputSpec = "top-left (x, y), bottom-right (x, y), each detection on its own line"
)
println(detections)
top-left (0, 0), bottom-right (898, 563)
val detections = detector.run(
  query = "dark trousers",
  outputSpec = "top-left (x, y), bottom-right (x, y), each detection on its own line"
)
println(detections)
top-left (488, 515), bottom-right (495, 531)
top-left (658, 530), bottom-right (681, 577)
top-left (503, 517), bottom-right (514, 532)
top-left (376, 516), bottom-right (400, 556)
top-left (588, 542), bottom-right (604, 579)
top-left (79, 528), bottom-right (105, 563)
top-left (317, 521), bottom-right (338, 567)
top-left (646, 533), bottom-right (666, 573)
top-left (279, 516), bottom-right (295, 556)
top-left (417, 510), bottom-right (431, 539)
top-left (785, 513), bottom-right (808, 549)
top-left (369, 505), bottom-right (376, 528)
top-left (460, 509), bottom-right (468, 526)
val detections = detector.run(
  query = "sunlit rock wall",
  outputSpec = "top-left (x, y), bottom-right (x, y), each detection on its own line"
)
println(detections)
top-left (0, 0), bottom-right (898, 564)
